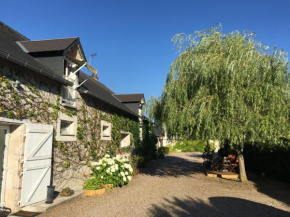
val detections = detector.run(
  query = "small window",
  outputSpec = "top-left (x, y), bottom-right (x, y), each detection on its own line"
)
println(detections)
top-left (120, 131), bottom-right (131, 148)
top-left (56, 112), bottom-right (77, 141)
top-left (101, 120), bottom-right (112, 140)
top-left (102, 125), bottom-right (110, 137)
top-left (60, 120), bottom-right (74, 135)
top-left (61, 85), bottom-right (76, 107)
top-left (64, 60), bottom-right (77, 78)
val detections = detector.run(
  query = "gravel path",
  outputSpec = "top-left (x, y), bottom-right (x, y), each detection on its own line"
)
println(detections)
top-left (41, 152), bottom-right (290, 217)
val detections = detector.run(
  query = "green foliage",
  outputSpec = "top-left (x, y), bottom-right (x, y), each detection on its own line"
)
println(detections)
top-left (121, 146), bottom-right (132, 153)
top-left (83, 178), bottom-right (104, 190)
top-left (135, 122), bottom-right (157, 161)
top-left (75, 99), bottom-right (140, 163)
top-left (169, 140), bottom-right (206, 153)
top-left (244, 141), bottom-right (290, 183)
top-left (158, 147), bottom-right (170, 154)
top-left (161, 25), bottom-right (290, 147)
top-left (129, 155), bottom-right (145, 168)
top-left (91, 154), bottom-right (133, 187)
top-left (144, 96), bottom-right (162, 123)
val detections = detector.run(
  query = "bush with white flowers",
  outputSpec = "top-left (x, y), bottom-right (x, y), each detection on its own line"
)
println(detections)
top-left (91, 154), bottom-right (133, 187)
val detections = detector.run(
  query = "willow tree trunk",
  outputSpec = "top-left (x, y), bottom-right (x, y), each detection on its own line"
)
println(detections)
top-left (238, 152), bottom-right (248, 182)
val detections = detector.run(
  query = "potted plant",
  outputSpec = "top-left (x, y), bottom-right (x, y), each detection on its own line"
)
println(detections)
top-left (83, 178), bottom-right (106, 197)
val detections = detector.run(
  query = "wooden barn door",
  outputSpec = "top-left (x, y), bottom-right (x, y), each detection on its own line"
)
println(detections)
top-left (20, 123), bottom-right (53, 207)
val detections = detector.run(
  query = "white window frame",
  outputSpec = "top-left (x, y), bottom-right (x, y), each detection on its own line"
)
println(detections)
top-left (60, 85), bottom-right (77, 108)
top-left (56, 112), bottom-right (77, 141)
top-left (101, 120), bottom-right (112, 141)
top-left (64, 59), bottom-right (78, 78)
top-left (120, 131), bottom-right (131, 148)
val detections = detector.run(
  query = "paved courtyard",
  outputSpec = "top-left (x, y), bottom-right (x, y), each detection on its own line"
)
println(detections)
top-left (41, 152), bottom-right (290, 217)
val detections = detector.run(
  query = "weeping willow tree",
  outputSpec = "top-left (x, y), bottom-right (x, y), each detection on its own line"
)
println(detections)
top-left (144, 96), bottom-right (162, 123)
top-left (161, 25), bottom-right (290, 182)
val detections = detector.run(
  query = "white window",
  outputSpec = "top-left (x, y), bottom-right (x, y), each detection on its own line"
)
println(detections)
top-left (60, 120), bottom-right (74, 135)
top-left (61, 85), bottom-right (76, 108)
top-left (120, 131), bottom-right (131, 148)
top-left (64, 60), bottom-right (77, 78)
top-left (56, 112), bottom-right (77, 141)
top-left (101, 120), bottom-right (112, 141)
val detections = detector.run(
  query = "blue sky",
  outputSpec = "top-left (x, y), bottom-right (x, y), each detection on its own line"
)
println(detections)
top-left (1, 0), bottom-right (290, 100)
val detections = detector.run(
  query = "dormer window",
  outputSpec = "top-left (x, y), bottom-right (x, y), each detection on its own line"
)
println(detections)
top-left (64, 60), bottom-right (77, 78)
top-left (61, 85), bottom-right (76, 108)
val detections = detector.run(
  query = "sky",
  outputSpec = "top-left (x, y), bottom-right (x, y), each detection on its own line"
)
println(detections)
top-left (1, 0), bottom-right (290, 100)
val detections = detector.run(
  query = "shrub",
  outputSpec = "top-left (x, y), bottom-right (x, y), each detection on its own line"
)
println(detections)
top-left (90, 154), bottom-right (133, 187)
top-left (157, 147), bottom-right (169, 154)
top-left (135, 122), bottom-right (157, 162)
top-left (129, 155), bottom-right (145, 168)
top-left (169, 140), bottom-right (206, 153)
top-left (244, 142), bottom-right (290, 183)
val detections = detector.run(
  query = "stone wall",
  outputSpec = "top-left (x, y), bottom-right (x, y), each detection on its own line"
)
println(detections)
top-left (0, 58), bottom-right (139, 190)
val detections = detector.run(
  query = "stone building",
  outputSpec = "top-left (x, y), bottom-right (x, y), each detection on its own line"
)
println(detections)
top-left (0, 22), bottom-right (145, 213)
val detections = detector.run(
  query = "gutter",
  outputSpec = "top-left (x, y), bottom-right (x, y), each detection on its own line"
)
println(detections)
top-left (0, 49), bottom-right (73, 86)
top-left (78, 89), bottom-right (138, 119)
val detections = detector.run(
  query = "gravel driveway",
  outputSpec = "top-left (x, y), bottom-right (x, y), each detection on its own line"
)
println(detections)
top-left (41, 152), bottom-right (290, 217)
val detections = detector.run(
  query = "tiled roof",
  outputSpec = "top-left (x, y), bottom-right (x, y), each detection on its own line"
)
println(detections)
top-left (17, 38), bottom-right (77, 53)
top-left (0, 22), bottom-right (72, 85)
top-left (79, 72), bottom-right (138, 118)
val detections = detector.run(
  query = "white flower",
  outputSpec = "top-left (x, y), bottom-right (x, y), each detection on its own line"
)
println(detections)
top-left (106, 169), bottom-right (110, 173)
top-left (120, 172), bottom-right (125, 177)
top-left (96, 166), bottom-right (100, 170)
top-left (123, 177), bottom-right (126, 182)
top-left (129, 167), bottom-right (133, 173)
top-left (111, 168), bottom-right (116, 173)
top-left (101, 176), bottom-right (103, 179)
top-left (125, 172), bottom-right (128, 175)
top-left (105, 154), bottom-right (110, 158)
top-left (124, 164), bottom-right (130, 169)
top-left (91, 162), bottom-right (98, 166)
top-left (128, 176), bottom-right (132, 181)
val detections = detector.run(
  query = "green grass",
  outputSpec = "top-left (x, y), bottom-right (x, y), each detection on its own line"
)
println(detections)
top-left (169, 140), bottom-right (206, 153)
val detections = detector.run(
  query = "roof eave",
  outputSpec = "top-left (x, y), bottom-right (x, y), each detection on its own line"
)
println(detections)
top-left (0, 49), bottom-right (73, 86)
top-left (79, 88), bottom-right (138, 118)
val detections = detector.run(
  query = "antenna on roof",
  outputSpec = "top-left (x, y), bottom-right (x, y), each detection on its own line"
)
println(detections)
top-left (89, 53), bottom-right (97, 64)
